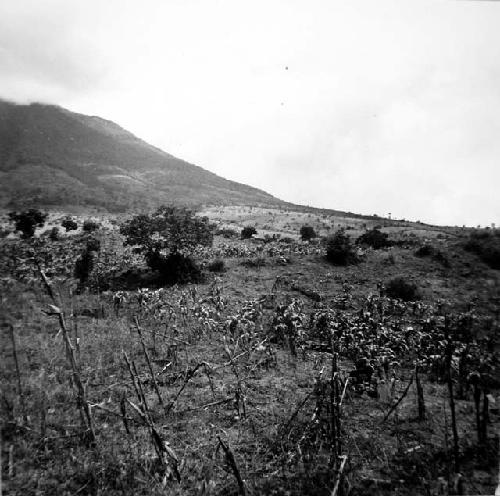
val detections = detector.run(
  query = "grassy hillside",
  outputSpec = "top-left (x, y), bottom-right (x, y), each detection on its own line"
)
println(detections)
top-left (1, 208), bottom-right (499, 495)
top-left (0, 100), bottom-right (282, 211)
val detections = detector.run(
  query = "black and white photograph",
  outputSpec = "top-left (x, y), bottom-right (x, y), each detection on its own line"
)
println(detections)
top-left (0, 1), bottom-right (499, 494)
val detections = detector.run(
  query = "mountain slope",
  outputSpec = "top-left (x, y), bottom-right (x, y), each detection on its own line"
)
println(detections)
top-left (0, 100), bottom-right (282, 211)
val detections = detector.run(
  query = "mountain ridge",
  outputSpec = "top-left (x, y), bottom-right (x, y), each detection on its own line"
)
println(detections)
top-left (0, 100), bottom-right (282, 212)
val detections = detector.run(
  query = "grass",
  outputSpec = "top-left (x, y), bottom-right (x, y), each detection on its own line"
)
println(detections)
top-left (1, 210), bottom-right (499, 495)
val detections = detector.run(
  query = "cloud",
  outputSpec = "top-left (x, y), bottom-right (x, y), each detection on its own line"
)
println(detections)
top-left (0, 0), bottom-right (499, 225)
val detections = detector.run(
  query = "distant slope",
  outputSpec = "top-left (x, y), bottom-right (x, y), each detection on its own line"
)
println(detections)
top-left (0, 100), bottom-right (282, 211)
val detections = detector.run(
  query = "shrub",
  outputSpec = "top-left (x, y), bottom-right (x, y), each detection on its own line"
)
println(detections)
top-left (120, 205), bottom-right (214, 284)
top-left (74, 238), bottom-right (101, 284)
top-left (8, 209), bottom-right (48, 238)
top-left (300, 225), bottom-right (317, 241)
top-left (464, 230), bottom-right (500, 270)
top-left (216, 228), bottom-right (239, 238)
top-left (415, 244), bottom-right (450, 267)
top-left (49, 227), bottom-right (60, 241)
top-left (415, 244), bottom-right (434, 257)
top-left (61, 217), bottom-right (78, 232)
top-left (241, 226), bottom-right (257, 239)
top-left (83, 219), bottom-right (100, 232)
top-left (208, 259), bottom-right (226, 273)
top-left (356, 228), bottom-right (391, 249)
top-left (385, 276), bottom-right (420, 301)
top-left (325, 229), bottom-right (357, 265)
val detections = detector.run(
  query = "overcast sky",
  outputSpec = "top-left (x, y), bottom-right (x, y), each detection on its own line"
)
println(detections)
top-left (1, 0), bottom-right (499, 226)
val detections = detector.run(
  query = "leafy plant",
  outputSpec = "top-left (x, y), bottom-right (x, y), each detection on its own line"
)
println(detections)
top-left (241, 226), bottom-right (257, 239)
top-left (325, 229), bottom-right (357, 265)
top-left (356, 228), bottom-right (391, 249)
top-left (385, 276), bottom-right (420, 301)
top-left (61, 217), bottom-right (78, 232)
top-left (8, 208), bottom-right (48, 238)
top-left (120, 205), bottom-right (213, 284)
top-left (83, 219), bottom-right (100, 232)
top-left (300, 225), bottom-right (317, 241)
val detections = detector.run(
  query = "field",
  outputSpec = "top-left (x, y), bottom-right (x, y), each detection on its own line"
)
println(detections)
top-left (1, 206), bottom-right (499, 495)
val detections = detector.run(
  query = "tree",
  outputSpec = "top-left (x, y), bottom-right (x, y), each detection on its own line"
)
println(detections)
top-left (61, 217), bottom-right (78, 232)
top-left (356, 228), bottom-right (391, 249)
top-left (241, 226), bottom-right (257, 239)
top-left (83, 219), bottom-right (100, 232)
top-left (325, 229), bottom-right (357, 265)
top-left (8, 209), bottom-right (48, 239)
top-left (120, 206), bottom-right (214, 284)
top-left (300, 225), bottom-right (317, 241)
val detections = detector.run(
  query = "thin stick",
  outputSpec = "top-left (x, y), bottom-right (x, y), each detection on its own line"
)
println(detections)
top-left (381, 375), bottom-right (414, 423)
top-left (6, 324), bottom-right (26, 423)
top-left (134, 317), bottom-right (164, 407)
top-left (331, 455), bottom-right (348, 496)
top-left (37, 267), bottom-right (96, 446)
top-left (218, 436), bottom-right (246, 496)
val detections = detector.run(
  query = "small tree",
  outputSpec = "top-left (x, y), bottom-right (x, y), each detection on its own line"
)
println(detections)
top-left (120, 206), bottom-right (214, 284)
top-left (61, 217), bottom-right (78, 232)
top-left (8, 209), bottom-right (48, 239)
top-left (385, 276), bottom-right (420, 301)
top-left (356, 228), bottom-right (391, 249)
top-left (326, 229), bottom-right (357, 265)
top-left (241, 226), bottom-right (257, 239)
top-left (300, 225), bottom-right (317, 241)
top-left (83, 219), bottom-right (100, 232)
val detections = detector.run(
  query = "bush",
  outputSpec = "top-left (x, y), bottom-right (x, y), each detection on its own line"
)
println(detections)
top-left (208, 259), bottom-right (226, 273)
top-left (241, 226), bottom-right (257, 239)
top-left (61, 217), bottom-right (78, 232)
top-left (326, 229), bottom-right (357, 265)
top-left (464, 230), bottom-right (500, 270)
top-left (356, 228), bottom-right (391, 249)
top-left (49, 227), bottom-right (60, 241)
top-left (83, 219), bottom-right (100, 232)
top-left (216, 228), bottom-right (239, 239)
top-left (300, 225), bottom-right (317, 241)
top-left (241, 257), bottom-right (266, 268)
top-left (385, 276), bottom-right (420, 301)
top-left (415, 244), bottom-right (450, 268)
top-left (147, 252), bottom-right (205, 285)
top-left (8, 209), bottom-right (48, 238)
top-left (415, 244), bottom-right (434, 257)
top-left (120, 205), bottom-right (213, 284)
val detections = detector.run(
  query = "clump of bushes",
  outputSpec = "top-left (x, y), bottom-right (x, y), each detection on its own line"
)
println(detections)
top-left (216, 228), bottom-right (239, 239)
top-left (300, 225), bottom-right (317, 241)
top-left (356, 228), bottom-right (391, 249)
top-left (208, 259), bottom-right (226, 273)
top-left (464, 230), bottom-right (500, 270)
top-left (83, 219), bottom-right (100, 232)
top-left (61, 217), bottom-right (78, 232)
top-left (385, 276), bottom-right (420, 301)
top-left (120, 205), bottom-right (213, 285)
top-left (325, 229), bottom-right (358, 265)
top-left (8, 208), bottom-right (48, 239)
top-left (415, 244), bottom-right (451, 268)
top-left (241, 226), bottom-right (257, 239)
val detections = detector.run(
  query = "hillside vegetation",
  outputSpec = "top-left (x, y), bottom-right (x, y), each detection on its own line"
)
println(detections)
top-left (1, 207), bottom-right (499, 495)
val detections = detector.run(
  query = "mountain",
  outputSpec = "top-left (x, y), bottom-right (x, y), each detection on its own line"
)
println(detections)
top-left (0, 100), bottom-right (282, 211)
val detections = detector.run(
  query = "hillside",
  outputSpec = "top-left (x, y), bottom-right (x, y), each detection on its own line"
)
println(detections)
top-left (0, 100), bottom-right (283, 211)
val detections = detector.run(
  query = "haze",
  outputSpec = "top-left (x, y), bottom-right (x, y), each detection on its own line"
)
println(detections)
top-left (1, 0), bottom-right (499, 226)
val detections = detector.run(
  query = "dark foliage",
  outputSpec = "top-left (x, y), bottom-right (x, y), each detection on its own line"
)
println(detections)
top-left (464, 230), bottom-right (500, 270)
top-left (83, 219), bottom-right (100, 232)
top-left (208, 259), bottom-right (226, 273)
top-left (415, 244), bottom-right (451, 268)
top-left (241, 257), bottom-right (266, 268)
top-left (325, 229), bottom-right (358, 265)
top-left (8, 209), bottom-right (48, 238)
top-left (300, 225), bottom-right (317, 241)
top-left (356, 228), bottom-right (391, 249)
top-left (49, 227), bottom-right (60, 241)
top-left (385, 276), bottom-right (420, 301)
top-left (215, 228), bottom-right (239, 238)
top-left (74, 236), bottom-right (101, 284)
top-left (61, 217), bottom-right (78, 232)
top-left (120, 205), bottom-right (213, 284)
top-left (146, 252), bottom-right (205, 285)
top-left (241, 226), bottom-right (257, 239)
